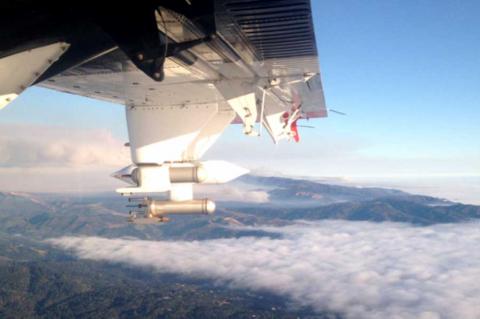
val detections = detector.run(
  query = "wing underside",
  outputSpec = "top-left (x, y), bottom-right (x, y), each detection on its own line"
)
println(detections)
top-left (0, 0), bottom-right (327, 221)
top-left (39, 0), bottom-right (327, 123)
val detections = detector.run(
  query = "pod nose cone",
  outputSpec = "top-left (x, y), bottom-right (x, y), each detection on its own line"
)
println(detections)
top-left (205, 200), bottom-right (216, 214)
top-left (196, 165), bottom-right (208, 183)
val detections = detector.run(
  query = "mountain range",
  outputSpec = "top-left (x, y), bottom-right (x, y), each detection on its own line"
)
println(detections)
top-left (0, 174), bottom-right (478, 318)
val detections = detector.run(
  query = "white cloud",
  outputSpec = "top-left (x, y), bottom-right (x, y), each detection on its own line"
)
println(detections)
top-left (0, 124), bottom-right (129, 168)
top-left (48, 221), bottom-right (480, 319)
top-left (0, 124), bottom-right (129, 192)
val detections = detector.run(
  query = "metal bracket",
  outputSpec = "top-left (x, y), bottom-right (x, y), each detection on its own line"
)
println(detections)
top-left (95, 4), bottom-right (210, 82)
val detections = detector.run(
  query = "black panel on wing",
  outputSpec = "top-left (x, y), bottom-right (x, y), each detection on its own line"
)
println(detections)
top-left (224, 0), bottom-right (317, 60)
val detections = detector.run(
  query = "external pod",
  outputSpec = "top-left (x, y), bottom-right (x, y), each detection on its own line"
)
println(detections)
top-left (146, 199), bottom-right (215, 218)
top-left (169, 166), bottom-right (207, 183)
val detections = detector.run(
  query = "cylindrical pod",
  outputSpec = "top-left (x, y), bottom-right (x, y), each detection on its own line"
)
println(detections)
top-left (146, 199), bottom-right (215, 217)
top-left (169, 166), bottom-right (207, 183)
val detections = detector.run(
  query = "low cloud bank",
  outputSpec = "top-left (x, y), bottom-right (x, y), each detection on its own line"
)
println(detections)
top-left (0, 124), bottom-right (128, 168)
top-left (0, 125), bottom-right (129, 192)
top-left (48, 221), bottom-right (480, 319)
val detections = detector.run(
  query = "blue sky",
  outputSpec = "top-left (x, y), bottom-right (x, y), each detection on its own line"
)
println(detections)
top-left (0, 0), bottom-right (478, 199)
top-left (312, 0), bottom-right (480, 159)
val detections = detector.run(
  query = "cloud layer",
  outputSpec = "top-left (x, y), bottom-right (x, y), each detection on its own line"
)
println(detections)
top-left (0, 124), bottom-right (129, 192)
top-left (48, 221), bottom-right (480, 319)
top-left (0, 124), bottom-right (129, 168)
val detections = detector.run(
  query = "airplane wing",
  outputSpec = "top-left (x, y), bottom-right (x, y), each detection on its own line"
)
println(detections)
top-left (0, 0), bottom-right (326, 222)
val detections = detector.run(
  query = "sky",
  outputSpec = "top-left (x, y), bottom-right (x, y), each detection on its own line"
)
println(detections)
top-left (0, 0), bottom-right (479, 201)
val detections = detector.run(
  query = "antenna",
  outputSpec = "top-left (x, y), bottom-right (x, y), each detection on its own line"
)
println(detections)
top-left (329, 108), bottom-right (347, 116)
